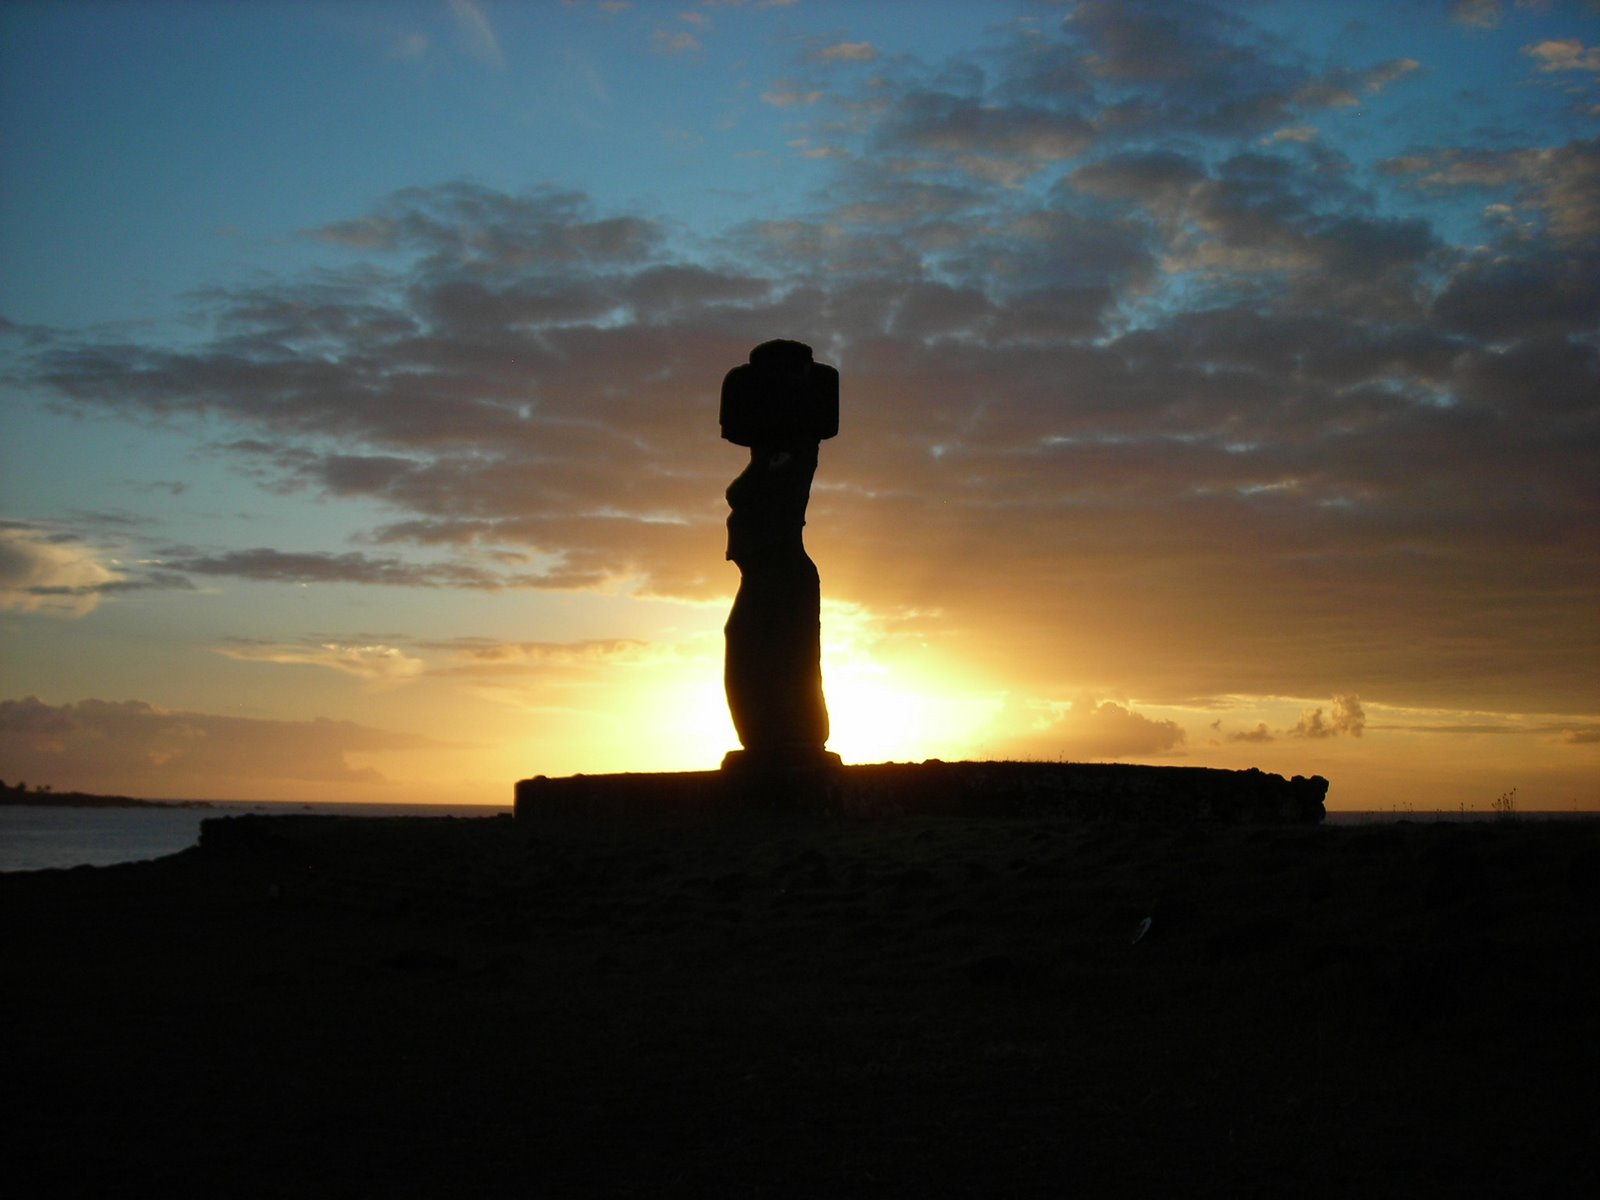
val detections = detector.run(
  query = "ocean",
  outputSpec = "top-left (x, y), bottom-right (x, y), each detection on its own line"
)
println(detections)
top-left (0, 802), bottom-right (510, 873)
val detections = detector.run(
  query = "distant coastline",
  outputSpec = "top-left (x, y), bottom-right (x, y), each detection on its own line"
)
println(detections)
top-left (0, 784), bottom-right (211, 810)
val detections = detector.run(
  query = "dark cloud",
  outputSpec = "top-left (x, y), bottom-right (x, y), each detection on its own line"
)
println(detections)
top-left (310, 182), bottom-right (661, 270)
top-left (1382, 138), bottom-right (1600, 242)
top-left (0, 695), bottom-right (436, 793)
top-left (1061, 0), bottom-right (1416, 137)
top-left (874, 91), bottom-right (1095, 183)
top-left (1433, 250), bottom-right (1600, 341)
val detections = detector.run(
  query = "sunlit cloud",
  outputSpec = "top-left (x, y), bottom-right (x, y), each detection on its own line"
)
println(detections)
top-left (216, 638), bottom-right (428, 682)
top-left (0, 525), bottom-right (123, 616)
top-left (426, 637), bottom-right (649, 675)
top-left (1523, 38), bottom-right (1600, 72)
top-left (1008, 696), bottom-right (1187, 760)
top-left (1292, 695), bottom-right (1367, 740)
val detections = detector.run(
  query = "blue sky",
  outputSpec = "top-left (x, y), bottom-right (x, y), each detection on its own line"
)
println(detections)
top-left (2, 0), bottom-right (1597, 808)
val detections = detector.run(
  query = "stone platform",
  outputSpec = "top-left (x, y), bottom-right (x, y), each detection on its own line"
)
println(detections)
top-left (515, 760), bottom-right (1327, 824)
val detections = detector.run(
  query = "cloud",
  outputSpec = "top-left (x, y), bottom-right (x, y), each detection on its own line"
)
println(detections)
top-left (1523, 39), bottom-right (1600, 72)
top-left (215, 638), bottom-right (427, 681)
top-left (13, 4), bottom-right (1600, 724)
top-left (309, 182), bottom-right (661, 267)
top-left (1293, 58), bottom-right (1421, 108)
top-left (0, 525), bottom-right (123, 616)
top-left (1292, 694), bottom-right (1367, 739)
top-left (0, 696), bottom-right (437, 792)
top-left (424, 637), bottom-right (649, 676)
top-left (1020, 697), bottom-right (1187, 759)
top-left (762, 85), bottom-right (824, 107)
top-left (1452, 0), bottom-right (1505, 28)
top-left (875, 91), bottom-right (1094, 183)
top-left (205, 631), bottom-right (646, 687)
top-left (1228, 723), bottom-right (1276, 743)
top-left (816, 42), bottom-right (876, 64)
top-left (449, 0), bottom-right (505, 69)
top-left (1381, 139), bottom-right (1600, 241)
top-left (165, 549), bottom-right (571, 591)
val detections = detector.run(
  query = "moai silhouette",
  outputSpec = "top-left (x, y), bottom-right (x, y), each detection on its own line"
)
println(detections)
top-left (719, 340), bottom-right (840, 770)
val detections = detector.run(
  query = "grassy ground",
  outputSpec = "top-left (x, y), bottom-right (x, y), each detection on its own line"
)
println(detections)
top-left (5, 811), bottom-right (1599, 1197)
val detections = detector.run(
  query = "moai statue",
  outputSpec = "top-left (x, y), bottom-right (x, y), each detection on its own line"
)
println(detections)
top-left (719, 340), bottom-right (841, 770)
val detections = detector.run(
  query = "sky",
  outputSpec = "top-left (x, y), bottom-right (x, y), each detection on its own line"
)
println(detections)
top-left (1, 0), bottom-right (1597, 811)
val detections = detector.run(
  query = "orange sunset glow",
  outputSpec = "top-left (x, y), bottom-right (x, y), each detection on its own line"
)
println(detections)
top-left (2, 1), bottom-right (1597, 811)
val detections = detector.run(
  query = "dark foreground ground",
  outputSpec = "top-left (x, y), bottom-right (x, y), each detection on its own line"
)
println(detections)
top-left (5, 810), bottom-right (1599, 1197)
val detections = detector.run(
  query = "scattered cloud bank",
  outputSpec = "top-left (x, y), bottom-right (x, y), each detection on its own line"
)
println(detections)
top-left (6, 2), bottom-right (1597, 723)
top-left (1292, 694), bottom-right (1368, 739)
top-left (0, 696), bottom-right (435, 793)
top-left (1047, 696), bottom-right (1187, 759)
top-left (1227, 723), bottom-right (1276, 744)
top-left (209, 633), bottom-right (647, 683)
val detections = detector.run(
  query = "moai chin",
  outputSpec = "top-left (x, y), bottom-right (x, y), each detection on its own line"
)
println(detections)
top-left (719, 339), bottom-right (841, 771)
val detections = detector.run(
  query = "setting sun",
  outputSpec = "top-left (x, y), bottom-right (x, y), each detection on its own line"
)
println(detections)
top-left (3, 0), bottom-right (1596, 811)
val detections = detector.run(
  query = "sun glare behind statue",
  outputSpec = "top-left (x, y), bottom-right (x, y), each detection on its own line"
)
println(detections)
top-left (819, 648), bottom-right (999, 764)
top-left (640, 640), bottom-right (1000, 771)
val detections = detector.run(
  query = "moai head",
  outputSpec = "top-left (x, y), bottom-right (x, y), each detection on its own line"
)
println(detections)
top-left (720, 339), bottom-right (840, 449)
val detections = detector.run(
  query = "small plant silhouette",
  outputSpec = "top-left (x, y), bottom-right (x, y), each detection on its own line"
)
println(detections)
top-left (1492, 787), bottom-right (1518, 819)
